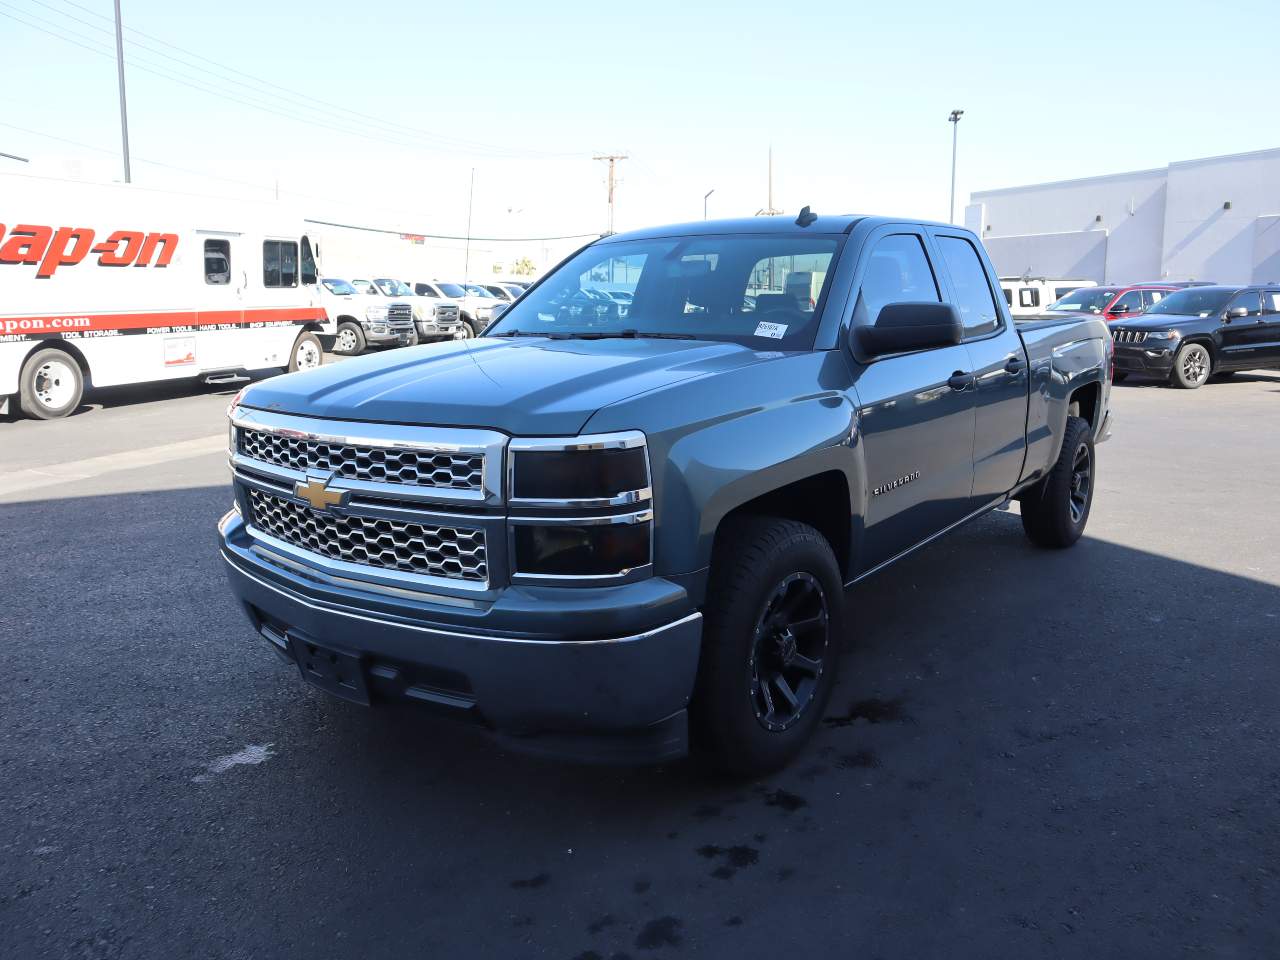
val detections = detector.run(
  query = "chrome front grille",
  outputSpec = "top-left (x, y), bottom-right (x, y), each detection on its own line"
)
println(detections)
top-left (238, 429), bottom-right (484, 490)
top-left (247, 488), bottom-right (487, 582)
top-left (388, 302), bottom-right (413, 323)
top-left (436, 304), bottom-right (460, 321)
top-left (1113, 329), bottom-right (1147, 344)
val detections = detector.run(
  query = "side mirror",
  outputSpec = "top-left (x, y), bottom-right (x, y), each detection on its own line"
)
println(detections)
top-left (855, 302), bottom-right (963, 357)
top-left (1226, 306), bottom-right (1250, 320)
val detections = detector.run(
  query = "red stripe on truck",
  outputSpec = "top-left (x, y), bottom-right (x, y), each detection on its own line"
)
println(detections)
top-left (0, 306), bottom-right (326, 337)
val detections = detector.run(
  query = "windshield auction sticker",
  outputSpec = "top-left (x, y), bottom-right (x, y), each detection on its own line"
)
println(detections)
top-left (753, 321), bottom-right (788, 340)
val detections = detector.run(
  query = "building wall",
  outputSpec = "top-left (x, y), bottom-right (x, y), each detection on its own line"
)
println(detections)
top-left (967, 148), bottom-right (1280, 285)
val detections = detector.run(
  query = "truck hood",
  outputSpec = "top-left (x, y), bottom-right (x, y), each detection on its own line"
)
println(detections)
top-left (239, 336), bottom-right (785, 435)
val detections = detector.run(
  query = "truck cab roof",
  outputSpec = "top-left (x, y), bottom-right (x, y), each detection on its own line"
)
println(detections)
top-left (601, 214), bottom-right (928, 243)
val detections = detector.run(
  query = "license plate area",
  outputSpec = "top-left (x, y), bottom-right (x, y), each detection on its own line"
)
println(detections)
top-left (288, 634), bottom-right (370, 705)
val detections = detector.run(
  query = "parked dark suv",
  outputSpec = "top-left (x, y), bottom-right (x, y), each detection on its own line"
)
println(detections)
top-left (1045, 283), bottom-right (1183, 323)
top-left (1111, 285), bottom-right (1280, 388)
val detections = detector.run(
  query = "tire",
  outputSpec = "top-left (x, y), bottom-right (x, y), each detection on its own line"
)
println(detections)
top-left (453, 321), bottom-right (475, 340)
top-left (333, 322), bottom-right (365, 356)
top-left (1020, 415), bottom-right (1094, 549)
top-left (288, 331), bottom-right (324, 372)
top-left (691, 516), bottom-right (844, 776)
top-left (1170, 342), bottom-right (1211, 389)
top-left (1112, 371), bottom-right (1128, 383)
top-left (18, 348), bottom-right (84, 420)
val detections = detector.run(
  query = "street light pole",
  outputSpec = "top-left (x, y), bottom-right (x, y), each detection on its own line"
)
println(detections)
top-left (948, 109), bottom-right (964, 224)
top-left (113, 0), bottom-right (132, 183)
top-left (703, 188), bottom-right (715, 220)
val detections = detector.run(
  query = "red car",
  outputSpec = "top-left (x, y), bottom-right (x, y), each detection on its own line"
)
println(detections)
top-left (1045, 283), bottom-right (1181, 323)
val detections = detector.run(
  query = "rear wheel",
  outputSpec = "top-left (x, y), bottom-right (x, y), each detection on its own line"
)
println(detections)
top-left (692, 517), bottom-right (843, 776)
top-left (334, 322), bottom-right (365, 356)
top-left (1170, 342), bottom-right (1211, 389)
top-left (18, 348), bottom-right (84, 420)
top-left (1020, 415), bottom-right (1094, 549)
top-left (288, 331), bottom-right (323, 372)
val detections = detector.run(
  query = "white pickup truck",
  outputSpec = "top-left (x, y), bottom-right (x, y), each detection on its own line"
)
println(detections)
top-left (321, 278), bottom-right (415, 355)
top-left (411, 280), bottom-right (503, 337)
top-left (368, 278), bottom-right (466, 343)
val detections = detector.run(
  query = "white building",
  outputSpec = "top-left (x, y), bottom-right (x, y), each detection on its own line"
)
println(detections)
top-left (965, 147), bottom-right (1280, 285)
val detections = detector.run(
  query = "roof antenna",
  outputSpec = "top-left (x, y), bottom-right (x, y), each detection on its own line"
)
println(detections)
top-left (795, 205), bottom-right (817, 227)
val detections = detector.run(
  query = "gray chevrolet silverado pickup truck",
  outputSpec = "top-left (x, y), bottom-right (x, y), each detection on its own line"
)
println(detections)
top-left (218, 213), bottom-right (1113, 774)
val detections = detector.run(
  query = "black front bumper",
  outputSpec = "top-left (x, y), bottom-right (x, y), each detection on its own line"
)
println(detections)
top-left (1114, 342), bottom-right (1175, 377)
top-left (218, 510), bottom-right (702, 763)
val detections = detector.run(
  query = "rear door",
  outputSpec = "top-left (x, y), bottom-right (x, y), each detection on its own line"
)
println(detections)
top-left (930, 228), bottom-right (1029, 507)
top-left (846, 227), bottom-right (977, 570)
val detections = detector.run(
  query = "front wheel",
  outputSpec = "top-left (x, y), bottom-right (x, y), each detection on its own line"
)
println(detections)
top-left (288, 331), bottom-right (324, 372)
top-left (333, 322), bottom-right (365, 356)
top-left (1020, 415), bottom-right (1094, 549)
top-left (18, 348), bottom-right (84, 420)
top-left (692, 517), bottom-right (843, 776)
top-left (1170, 342), bottom-right (1211, 389)
top-left (452, 322), bottom-right (474, 340)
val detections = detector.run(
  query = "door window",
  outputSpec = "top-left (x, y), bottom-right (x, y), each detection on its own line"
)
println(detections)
top-left (1110, 290), bottom-right (1142, 314)
top-left (1018, 287), bottom-right (1040, 308)
top-left (352, 279), bottom-right (377, 295)
top-left (855, 234), bottom-right (939, 325)
top-left (1141, 290), bottom-right (1166, 309)
top-left (1262, 291), bottom-right (1280, 314)
top-left (204, 239), bottom-right (231, 285)
top-left (935, 235), bottom-right (1001, 337)
top-left (263, 240), bottom-right (299, 288)
top-left (1227, 290), bottom-right (1262, 316)
top-left (300, 237), bottom-right (317, 285)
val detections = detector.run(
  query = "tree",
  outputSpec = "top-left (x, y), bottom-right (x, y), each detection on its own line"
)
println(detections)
top-left (512, 257), bottom-right (536, 277)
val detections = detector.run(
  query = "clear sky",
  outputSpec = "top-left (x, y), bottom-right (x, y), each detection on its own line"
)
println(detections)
top-left (2, 0), bottom-right (1278, 245)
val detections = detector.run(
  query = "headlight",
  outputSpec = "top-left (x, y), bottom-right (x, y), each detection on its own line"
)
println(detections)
top-left (366, 304), bottom-right (389, 321)
top-left (508, 431), bottom-right (653, 579)
top-left (1144, 329), bottom-right (1179, 340)
top-left (228, 418), bottom-right (238, 455)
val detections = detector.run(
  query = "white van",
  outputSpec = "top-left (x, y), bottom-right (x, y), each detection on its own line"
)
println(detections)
top-left (0, 174), bottom-right (333, 419)
top-left (999, 277), bottom-right (1097, 317)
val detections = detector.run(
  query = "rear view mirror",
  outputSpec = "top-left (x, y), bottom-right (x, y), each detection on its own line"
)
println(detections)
top-left (856, 302), bottom-right (963, 357)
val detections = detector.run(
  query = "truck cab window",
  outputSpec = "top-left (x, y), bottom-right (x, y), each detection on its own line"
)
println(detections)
top-left (263, 240), bottom-right (299, 288)
top-left (1018, 287), bottom-right (1040, 308)
top-left (300, 237), bottom-right (317, 285)
top-left (936, 235), bottom-right (1000, 337)
top-left (204, 239), bottom-right (230, 285)
top-left (855, 234), bottom-right (940, 324)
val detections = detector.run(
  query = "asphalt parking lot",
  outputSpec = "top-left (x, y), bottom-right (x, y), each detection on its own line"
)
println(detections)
top-left (2, 369), bottom-right (1278, 959)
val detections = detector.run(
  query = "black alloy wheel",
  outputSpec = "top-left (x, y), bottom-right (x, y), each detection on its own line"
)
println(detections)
top-left (749, 572), bottom-right (830, 732)
top-left (1068, 438), bottom-right (1092, 525)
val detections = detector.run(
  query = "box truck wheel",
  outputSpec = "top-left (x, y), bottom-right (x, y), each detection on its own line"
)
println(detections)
top-left (19, 348), bottom-right (84, 420)
top-left (289, 331), bottom-right (324, 372)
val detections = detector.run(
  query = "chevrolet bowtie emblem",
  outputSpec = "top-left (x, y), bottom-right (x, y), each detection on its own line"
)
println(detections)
top-left (294, 474), bottom-right (349, 512)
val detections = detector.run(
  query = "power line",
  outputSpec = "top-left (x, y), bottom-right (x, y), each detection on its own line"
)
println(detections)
top-left (304, 218), bottom-right (600, 244)
top-left (25, 0), bottom-right (584, 160)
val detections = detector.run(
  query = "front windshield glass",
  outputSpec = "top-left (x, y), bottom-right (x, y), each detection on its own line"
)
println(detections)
top-left (437, 282), bottom-right (467, 298)
top-left (375, 278), bottom-right (412, 296)
top-left (465, 284), bottom-right (495, 297)
top-left (487, 235), bottom-right (842, 348)
top-left (321, 278), bottom-right (356, 295)
top-left (1145, 288), bottom-right (1234, 317)
top-left (1047, 288), bottom-right (1116, 313)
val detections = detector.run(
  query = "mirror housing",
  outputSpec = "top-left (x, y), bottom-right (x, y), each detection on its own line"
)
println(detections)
top-left (1225, 306), bottom-right (1250, 321)
top-left (855, 302), bottom-right (963, 357)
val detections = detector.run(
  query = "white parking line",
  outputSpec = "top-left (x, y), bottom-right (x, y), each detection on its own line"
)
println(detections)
top-left (0, 433), bottom-right (226, 496)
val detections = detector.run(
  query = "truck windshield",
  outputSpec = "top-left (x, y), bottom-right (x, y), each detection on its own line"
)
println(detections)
top-left (321, 278), bottom-right (356, 296)
top-left (1047, 288), bottom-right (1116, 313)
top-left (437, 283), bottom-right (468, 298)
top-left (1144, 288), bottom-right (1234, 317)
top-left (376, 278), bottom-right (412, 296)
top-left (465, 284), bottom-right (496, 298)
top-left (486, 235), bottom-right (842, 348)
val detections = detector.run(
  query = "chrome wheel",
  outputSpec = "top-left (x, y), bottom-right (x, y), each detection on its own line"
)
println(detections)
top-left (1181, 345), bottom-right (1209, 385)
top-left (335, 328), bottom-right (359, 354)
top-left (453, 323), bottom-right (473, 340)
top-left (294, 338), bottom-right (321, 370)
top-left (1069, 440), bottom-right (1092, 524)
top-left (33, 357), bottom-right (77, 410)
top-left (749, 572), bottom-right (830, 732)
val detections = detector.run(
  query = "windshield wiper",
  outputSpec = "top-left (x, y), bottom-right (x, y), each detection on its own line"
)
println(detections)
top-left (565, 329), bottom-right (696, 340)
top-left (490, 329), bottom-right (571, 339)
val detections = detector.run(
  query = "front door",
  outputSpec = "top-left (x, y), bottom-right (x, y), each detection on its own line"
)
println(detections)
top-left (930, 229), bottom-right (1030, 506)
top-left (1217, 289), bottom-right (1264, 368)
top-left (1257, 290), bottom-right (1280, 364)
top-left (847, 230), bottom-right (977, 572)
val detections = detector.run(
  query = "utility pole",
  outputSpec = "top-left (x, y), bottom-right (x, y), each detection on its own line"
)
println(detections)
top-left (949, 109), bottom-right (964, 224)
top-left (463, 167), bottom-right (475, 285)
top-left (1, 151), bottom-right (30, 164)
top-left (755, 146), bottom-right (782, 216)
top-left (703, 188), bottom-right (715, 220)
top-left (593, 154), bottom-right (628, 234)
top-left (113, 0), bottom-right (132, 183)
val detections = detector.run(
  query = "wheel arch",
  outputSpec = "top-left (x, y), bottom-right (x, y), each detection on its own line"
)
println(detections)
top-left (22, 339), bottom-right (91, 381)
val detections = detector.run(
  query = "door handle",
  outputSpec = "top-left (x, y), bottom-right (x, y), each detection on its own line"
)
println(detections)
top-left (1004, 355), bottom-right (1027, 374)
top-left (948, 371), bottom-right (975, 391)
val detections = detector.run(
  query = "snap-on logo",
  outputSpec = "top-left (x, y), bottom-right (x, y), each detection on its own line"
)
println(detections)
top-left (873, 471), bottom-right (920, 496)
top-left (0, 223), bottom-right (178, 278)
